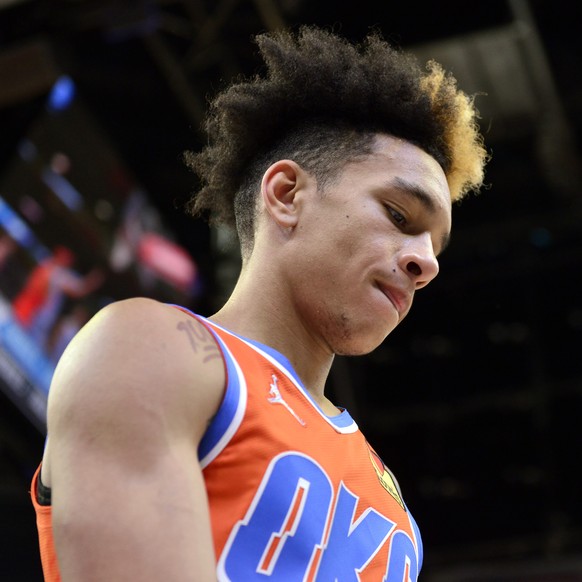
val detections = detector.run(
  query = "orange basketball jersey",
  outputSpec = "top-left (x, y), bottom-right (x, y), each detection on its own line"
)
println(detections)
top-left (190, 311), bottom-right (423, 580)
top-left (31, 308), bottom-right (423, 580)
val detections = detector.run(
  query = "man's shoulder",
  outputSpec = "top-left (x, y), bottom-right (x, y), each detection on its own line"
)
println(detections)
top-left (47, 297), bottom-right (225, 440)
top-left (41, 298), bottom-right (225, 499)
top-left (89, 296), bottom-right (180, 327)
top-left (76, 297), bottom-right (214, 356)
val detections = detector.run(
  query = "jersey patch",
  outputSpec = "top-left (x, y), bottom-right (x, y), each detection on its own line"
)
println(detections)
top-left (367, 443), bottom-right (405, 510)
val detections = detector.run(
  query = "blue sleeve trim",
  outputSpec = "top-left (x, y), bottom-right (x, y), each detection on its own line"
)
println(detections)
top-left (409, 509), bottom-right (423, 571)
top-left (197, 329), bottom-right (245, 466)
top-left (166, 304), bottom-right (246, 468)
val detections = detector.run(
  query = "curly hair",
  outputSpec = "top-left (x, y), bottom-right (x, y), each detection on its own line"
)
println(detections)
top-left (184, 26), bottom-right (488, 257)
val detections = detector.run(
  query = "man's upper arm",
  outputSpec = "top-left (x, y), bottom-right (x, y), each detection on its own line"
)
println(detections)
top-left (44, 298), bottom-right (225, 581)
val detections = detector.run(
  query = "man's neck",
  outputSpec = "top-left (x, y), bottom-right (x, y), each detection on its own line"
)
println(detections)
top-left (209, 267), bottom-right (335, 405)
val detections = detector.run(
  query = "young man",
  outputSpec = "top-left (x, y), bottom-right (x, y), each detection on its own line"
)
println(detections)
top-left (31, 27), bottom-right (488, 581)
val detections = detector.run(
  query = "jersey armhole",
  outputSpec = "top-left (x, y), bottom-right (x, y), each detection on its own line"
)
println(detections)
top-left (36, 467), bottom-right (52, 506)
top-left (169, 306), bottom-right (248, 469)
top-left (30, 465), bottom-right (52, 515)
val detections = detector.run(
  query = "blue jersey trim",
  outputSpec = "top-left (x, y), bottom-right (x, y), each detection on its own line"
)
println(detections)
top-left (169, 304), bottom-right (356, 437)
top-left (197, 329), bottom-right (244, 465)
top-left (409, 508), bottom-right (424, 570)
top-left (167, 304), bottom-right (247, 467)
top-left (200, 316), bottom-right (357, 432)
top-left (238, 336), bottom-right (354, 428)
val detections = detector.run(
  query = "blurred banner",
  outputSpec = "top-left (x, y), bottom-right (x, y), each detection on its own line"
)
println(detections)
top-left (0, 75), bottom-right (199, 432)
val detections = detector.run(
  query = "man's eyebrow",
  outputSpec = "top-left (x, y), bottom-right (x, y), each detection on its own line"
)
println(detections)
top-left (389, 177), bottom-right (451, 254)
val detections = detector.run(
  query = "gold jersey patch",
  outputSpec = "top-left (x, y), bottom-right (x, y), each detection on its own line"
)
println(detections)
top-left (367, 445), bottom-right (405, 510)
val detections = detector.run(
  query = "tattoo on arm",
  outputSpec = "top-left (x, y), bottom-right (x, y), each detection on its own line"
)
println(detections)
top-left (177, 320), bottom-right (222, 363)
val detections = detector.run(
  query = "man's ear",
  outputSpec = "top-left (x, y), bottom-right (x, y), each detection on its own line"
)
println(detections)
top-left (261, 160), bottom-right (309, 229)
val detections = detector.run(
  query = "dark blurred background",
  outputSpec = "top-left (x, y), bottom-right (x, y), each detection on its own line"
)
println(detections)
top-left (0, 1), bottom-right (581, 580)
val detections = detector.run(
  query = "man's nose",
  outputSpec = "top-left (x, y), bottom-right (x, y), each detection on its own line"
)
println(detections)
top-left (398, 233), bottom-right (440, 289)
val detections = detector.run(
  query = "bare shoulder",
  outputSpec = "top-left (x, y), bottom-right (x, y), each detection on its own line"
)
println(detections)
top-left (42, 297), bottom-right (225, 484)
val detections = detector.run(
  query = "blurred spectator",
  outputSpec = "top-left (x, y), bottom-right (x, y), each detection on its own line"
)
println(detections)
top-left (12, 246), bottom-right (104, 348)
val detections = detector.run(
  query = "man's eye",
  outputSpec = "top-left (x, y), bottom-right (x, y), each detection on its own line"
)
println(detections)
top-left (386, 206), bottom-right (406, 226)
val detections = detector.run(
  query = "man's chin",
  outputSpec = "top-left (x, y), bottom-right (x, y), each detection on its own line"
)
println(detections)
top-left (333, 332), bottom-right (393, 357)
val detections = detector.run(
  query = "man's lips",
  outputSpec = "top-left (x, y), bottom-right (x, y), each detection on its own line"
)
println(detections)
top-left (377, 283), bottom-right (411, 316)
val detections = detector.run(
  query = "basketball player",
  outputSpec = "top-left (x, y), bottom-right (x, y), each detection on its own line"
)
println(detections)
top-left (31, 26), bottom-right (488, 580)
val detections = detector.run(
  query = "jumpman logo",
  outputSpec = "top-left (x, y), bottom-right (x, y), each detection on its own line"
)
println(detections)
top-left (268, 375), bottom-right (306, 426)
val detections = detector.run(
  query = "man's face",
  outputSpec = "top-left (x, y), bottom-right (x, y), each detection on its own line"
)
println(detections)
top-left (283, 134), bottom-right (452, 356)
